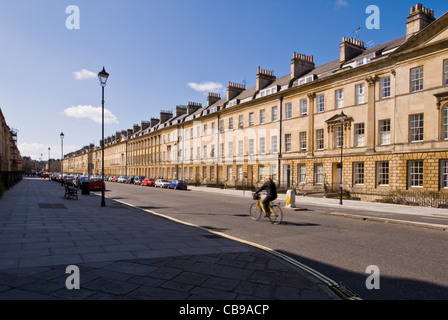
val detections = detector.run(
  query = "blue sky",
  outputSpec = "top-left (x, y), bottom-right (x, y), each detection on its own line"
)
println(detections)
top-left (1, 0), bottom-right (447, 161)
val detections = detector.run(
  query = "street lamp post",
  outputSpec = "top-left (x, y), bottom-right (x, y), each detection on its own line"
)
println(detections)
top-left (60, 132), bottom-right (64, 185)
top-left (48, 147), bottom-right (51, 174)
top-left (98, 67), bottom-right (109, 208)
top-left (338, 111), bottom-right (347, 205)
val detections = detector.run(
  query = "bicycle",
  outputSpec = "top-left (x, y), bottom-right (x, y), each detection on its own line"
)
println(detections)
top-left (250, 193), bottom-right (283, 225)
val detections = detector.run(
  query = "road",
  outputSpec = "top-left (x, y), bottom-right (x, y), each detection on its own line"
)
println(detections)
top-left (101, 182), bottom-right (448, 300)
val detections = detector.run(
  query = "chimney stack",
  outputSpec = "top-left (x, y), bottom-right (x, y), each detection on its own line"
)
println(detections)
top-left (406, 3), bottom-right (435, 40)
top-left (226, 81), bottom-right (245, 101)
top-left (340, 37), bottom-right (366, 65)
top-left (133, 124), bottom-right (141, 133)
top-left (187, 102), bottom-right (202, 115)
top-left (207, 92), bottom-right (221, 107)
top-left (159, 110), bottom-right (173, 123)
top-left (256, 66), bottom-right (276, 91)
top-left (290, 53), bottom-right (315, 80)
top-left (127, 129), bottom-right (133, 137)
top-left (150, 118), bottom-right (159, 127)
top-left (175, 105), bottom-right (187, 117)
top-left (141, 121), bottom-right (150, 131)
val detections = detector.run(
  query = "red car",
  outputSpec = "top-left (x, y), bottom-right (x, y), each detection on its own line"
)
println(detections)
top-left (141, 178), bottom-right (155, 187)
top-left (89, 178), bottom-right (105, 191)
top-left (112, 176), bottom-right (118, 182)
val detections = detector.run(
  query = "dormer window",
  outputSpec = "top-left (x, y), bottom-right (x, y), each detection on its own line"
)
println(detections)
top-left (355, 53), bottom-right (375, 67)
top-left (298, 75), bottom-right (314, 85)
top-left (228, 99), bottom-right (238, 107)
top-left (259, 86), bottom-right (278, 97)
top-left (209, 107), bottom-right (218, 113)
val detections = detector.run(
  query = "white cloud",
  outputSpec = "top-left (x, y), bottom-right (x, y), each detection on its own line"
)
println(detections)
top-left (187, 81), bottom-right (224, 93)
top-left (73, 69), bottom-right (97, 80)
top-left (335, 0), bottom-right (348, 8)
top-left (18, 142), bottom-right (79, 161)
top-left (63, 105), bottom-right (118, 124)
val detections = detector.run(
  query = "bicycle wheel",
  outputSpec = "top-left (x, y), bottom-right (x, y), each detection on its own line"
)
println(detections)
top-left (269, 205), bottom-right (283, 225)
top-left (249, 203), bottom-right (262, 221)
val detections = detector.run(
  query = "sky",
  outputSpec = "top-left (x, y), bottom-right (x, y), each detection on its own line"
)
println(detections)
top-left (1, 0), bottom-right (447, 161)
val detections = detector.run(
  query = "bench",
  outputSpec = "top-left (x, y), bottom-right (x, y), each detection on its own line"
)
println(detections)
top-left (64, 185), bottom-right (78, 200)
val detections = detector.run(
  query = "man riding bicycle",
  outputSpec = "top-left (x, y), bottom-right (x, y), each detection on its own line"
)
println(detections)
top-left (254, 176), bottom-right (277, 215)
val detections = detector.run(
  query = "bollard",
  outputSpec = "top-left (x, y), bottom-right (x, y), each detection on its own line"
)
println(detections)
top-left (285, 190), bottom-right (296, 208)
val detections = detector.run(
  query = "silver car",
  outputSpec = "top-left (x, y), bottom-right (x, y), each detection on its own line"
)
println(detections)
top-left (155, 179), bottom-right (170, 188)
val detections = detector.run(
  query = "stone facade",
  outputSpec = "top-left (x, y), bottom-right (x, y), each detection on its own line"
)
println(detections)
top-left (63, 3), bottom-right (448, 197)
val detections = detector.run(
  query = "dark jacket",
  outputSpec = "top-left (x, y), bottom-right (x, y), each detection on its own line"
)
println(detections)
top-left (256, 180), bottom-right (278, 199)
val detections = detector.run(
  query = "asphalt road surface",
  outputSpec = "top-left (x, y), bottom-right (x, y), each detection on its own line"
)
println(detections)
top-left (101, 182), bottom-right (448, 300)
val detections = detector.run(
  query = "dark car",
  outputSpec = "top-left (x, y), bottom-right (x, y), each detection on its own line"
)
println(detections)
top-left (125, 176), bottom-right (134, 184)
top-left (74, 176), bottom-right (89, 188)
top-left (134, 175), bottom-right (145, 185)
top-left (168, 179), bottom-right (188, 190)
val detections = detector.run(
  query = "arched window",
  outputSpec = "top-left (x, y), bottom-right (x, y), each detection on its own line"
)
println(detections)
top-left (442, 104), bottom-right (448, 140)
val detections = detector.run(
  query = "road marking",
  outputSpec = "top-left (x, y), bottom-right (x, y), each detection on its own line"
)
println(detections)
top-left (110, 197), bottom-right (348, 297)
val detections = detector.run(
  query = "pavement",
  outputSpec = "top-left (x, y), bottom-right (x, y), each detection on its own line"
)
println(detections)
top-left (1, 178), bottom-right (447, 304)
top-left (0, 177), bottom-right (340, 302)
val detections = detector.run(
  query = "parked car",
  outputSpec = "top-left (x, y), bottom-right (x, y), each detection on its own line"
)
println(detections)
top-left (155, 179), bottom-right (170, 188)
top-left (125, 176), bottom-right (134, 184)
top-left (141, 178), bottom-right (155, 187)
top-left (134, 176), bottom-right (145, 185)
top-left (73, 176), bottom-right (89, 188)
top-left (168, 179), bottom-right (188, 190)
top-left (117, 176), bottom-right (127, 183)
top-left (89, 177), bottom-right (105, 191)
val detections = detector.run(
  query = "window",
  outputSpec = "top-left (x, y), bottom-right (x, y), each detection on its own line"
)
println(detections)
top-left (249, 112), bottom-right (255, 126)
top-left (300, 99), bottom-right (308, 115)
top-left (203, 166), bottom-right (207, 179)
top-left (270, 164), bottom-right (278, 181)
top-left (258, 166), bottom-right (265, 181)
top-left (335, 89), bottom-right (344, 109)
top-left (298, 164), bottom-right (306, 184)
top-left (228, 141), bottom-right (233, 157)
top-left (272, 106), bottom-right (278, 122)
top-left (249, 139), bottom-right (255, 155)
top-left (355, 83), bottom-right (365, 105)
top-left (379, 119), bottom-right (391, 145)
top-left (444, 60), bottom-right (448, 86)
top-left (285, 134), bottom-right (291, 152)
top-left (227, 166), bottom-right (233, 181)
top-left (441, 160), bottom-right (448, 188)
top-left (380, 77), bottom-right (391, 99)
top-left (219, 120), bottom-right (224, 133)
top-left (285, 103), bottom-right (292, 119)
top-left (353, 162), bottom-right (364, 185)
top-left (237, 166), bottom-right (243, 181)
top-left (190, 148), bottom-right (193, 160)
top-left (196, 147), bottom-right (200, 159)
top-left (354, 123), bottom-right (365, 147)
top-left (260, 109), bottom-right (266, 124)
top-left (314, 163), bottom-right (323, 185)
top-left (299, 132), bottom-right (307, 151)
top-left (409, 113), bottom-right (424, 142)
top-left (259, 137), bottom-right (266, 154)
top-left (316, 129), bottom-right (324, 150)
top-left (204, 124), bottom-right (208, 136)
top-left (316, 94), bottom-right (325, 113)
top-left (408, 160), bottom-right (423, 187)
top-left (377, 162), bottom-right (389, 186)
top-left (219, 143), bottom-right (224, 158)
top-left (210, 144), bottom-right (215, 158)
top-left (442, 105), bottom-right (448, 140)
top-left (410, 66), bottom-right (423, 92)
top-left (228, 118), bottom-right (233, 130)
top-left (210, 166), bottom-right (215, 180)
top-left (238, 140), bottom-right (243, 156)
top-left (203, 146), bottom-right (207, 160)
top-left (238, 115), bottom-right (244, 128)
top-left (271, 135), bottom-right (278, 154)
top-left (334, 126), bottom-right (342, 148)
top-left (190, 167), bottom-right (194, 180)
top-left (211, 122), bottom-right (216, 134)
top-left (196, 127), bottom-right (200, 138)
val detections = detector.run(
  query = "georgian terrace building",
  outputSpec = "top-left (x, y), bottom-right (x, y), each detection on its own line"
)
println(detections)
top-left (64, 3), bottom-right (448, 198)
